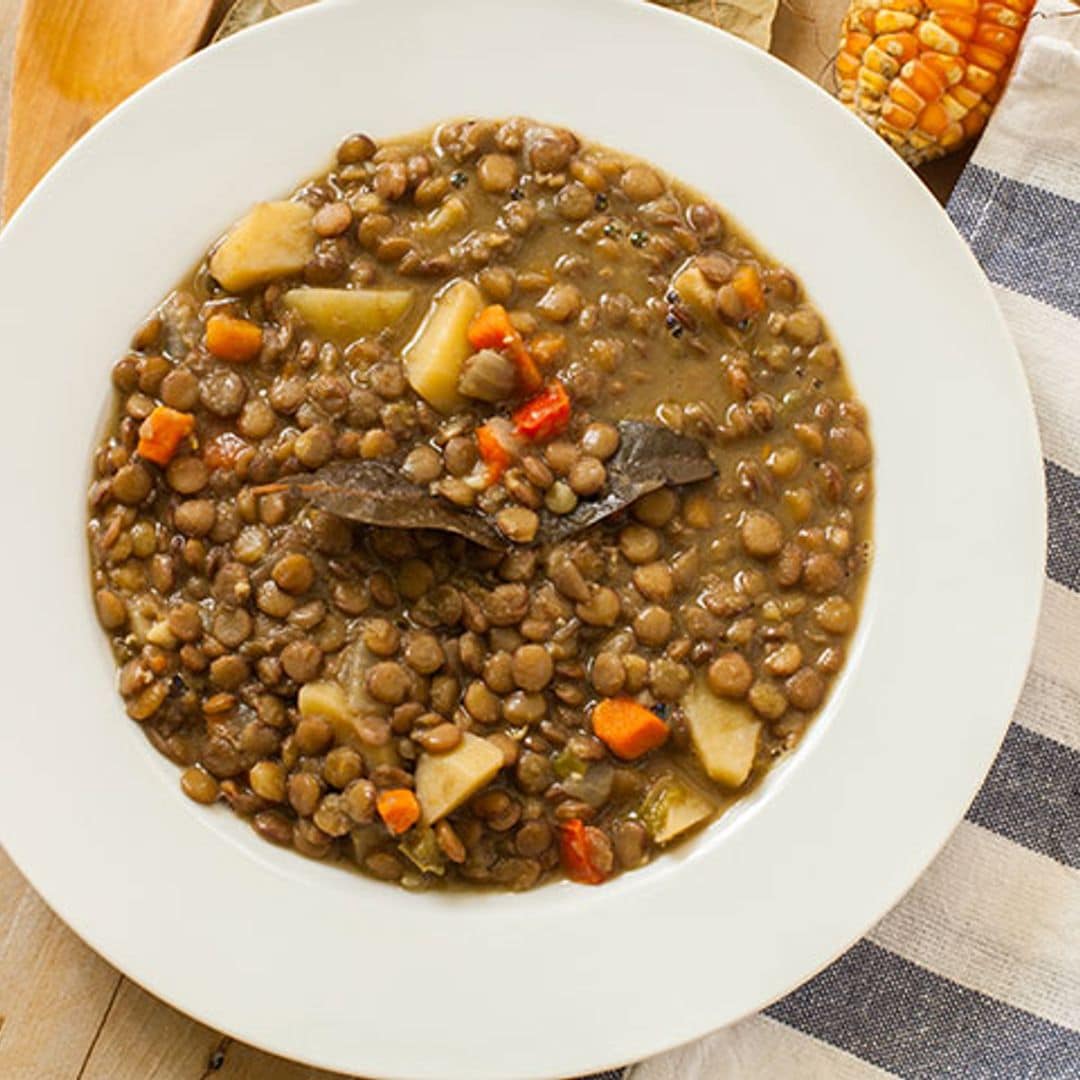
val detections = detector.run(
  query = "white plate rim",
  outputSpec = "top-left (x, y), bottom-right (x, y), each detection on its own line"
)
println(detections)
top-left (0, 1), bottom-right (1045, 1077)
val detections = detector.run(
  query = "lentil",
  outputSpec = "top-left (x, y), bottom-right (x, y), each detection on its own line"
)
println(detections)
top-left (367, 662), bottom-right (411, 705)
top-left (511, 644), bottom-right (554, 692)
top-left (568, 456), bottom-right (606, 496)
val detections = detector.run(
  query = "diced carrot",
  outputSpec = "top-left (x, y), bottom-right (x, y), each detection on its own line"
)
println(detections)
top-left (376, 788), bottom-right (420, 836)
top-left (512, 381), bottom-right (571, 442)
top-left (468, 304), bottom-right (542, 392)
top-left (559, 819), bottom-right (606, 884)
top-left (137, 406), bottom-right (195, 466)
top-left (205, 314), bottom-right (263, 362)
top-left (476, 422), bottom-right (513, 484)
top-left (731, 264), bottom-right (766, 315)
top-left (467, 304), bottom-right (517, 352)
top-left (512, 347), bottom-right (543, 393)
top-left (592, 698), bottom-right (670, 760)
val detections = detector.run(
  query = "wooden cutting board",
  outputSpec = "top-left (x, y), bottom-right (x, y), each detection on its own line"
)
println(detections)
top-left (1, 0), bottom-right (226, 220)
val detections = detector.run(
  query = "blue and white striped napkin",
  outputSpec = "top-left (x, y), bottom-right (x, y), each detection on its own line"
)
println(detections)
top-left (593, 5), bottom-right (1080, 1077)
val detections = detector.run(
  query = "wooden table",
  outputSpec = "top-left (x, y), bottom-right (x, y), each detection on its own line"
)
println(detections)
top-left (0, 2), bottom-right (961, 1076)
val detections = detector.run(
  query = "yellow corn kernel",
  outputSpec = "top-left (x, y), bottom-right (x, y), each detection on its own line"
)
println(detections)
top-left (975, 22), bottom-right (1019, 53)
top-left (845, 30), bottom-right (874, 55)
top-left (983, 3), bottom-right (1023, 27)
top-left (903, 58), bottom-right (946, 99)
top-left (927, 0), bottom-right (979, 12)
top-left (961, 102), bottom-right (991, 136)
top-left (876, 10), bottom-right (919, 32)
top-left (865, 45), bottom-right (901, 77)
top-left (858, 66), bottom-right (891, 96)
top-left (951, 84), bottom-right (982, 109)
top-left (940, 123), bottom-right (966, 148)
top-left (924, 51), bottom-right (965, 84)
top-left (918, 21), bottom-right (963, 53)
top-left (917, 100), bottom-right (951, 135)
top-left (963, 63), bottom-right (997, 94)
top-left (883, 0), bottom-right (924, 12)
top-left (882, 101), bottom-right (919, 129)
top-left (856, 91), bottom-right (883, 114)
top-left (939, 91), bottom-right (969, 120)
top-left (878, 31), bottom-right (920, 60)
top-left (967, 42), bottom-right (1009, 70)
top-left (933, 11), bottom-right (978, 38)
top-left (852, 8), bottom-right (877, 31)
top-left (890, 78), bottom-right (926, 112)
top-left (837, 51), bottom-right (862, 80)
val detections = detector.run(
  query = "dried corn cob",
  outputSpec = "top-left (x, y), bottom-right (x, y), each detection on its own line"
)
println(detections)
top-left (836, 0), bottom-right (1035, 165)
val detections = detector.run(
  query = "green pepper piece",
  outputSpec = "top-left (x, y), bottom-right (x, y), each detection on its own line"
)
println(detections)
top-left (552, 747), bottom-right (587, 780)
top-left (640, 778), bottom-right (673, 840)
top-left (399, 826), bottom-right (446, 875)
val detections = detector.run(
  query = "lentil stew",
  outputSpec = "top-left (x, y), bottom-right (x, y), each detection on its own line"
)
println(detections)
top-left (87, 118), bottom-right (873, 891)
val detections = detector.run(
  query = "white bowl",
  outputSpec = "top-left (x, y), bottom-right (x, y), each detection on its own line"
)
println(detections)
top-left (0, 1), bottom-right (1044, 1077)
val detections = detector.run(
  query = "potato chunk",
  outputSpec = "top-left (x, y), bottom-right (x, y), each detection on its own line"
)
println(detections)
top-left (298, 680), bottom-right (353, 740)
top-left (209, 201), bottom-right (316, 292)
top-left (403, 279), bottom-right (483, 413)
top-left (683, 679), bottom-right (762, 788)
top-left (415, 732), bottom-right (503, 824)
top-left (299, 678), bottom-right (398, 770)
top-left (641, 775), bottom-right (715, 845)
top-left (414, 196), bottom-right (469, 238)
top-left (284, 287), bottom-right (413, 344)
top-left (671, 264), bottom-right (715, 319)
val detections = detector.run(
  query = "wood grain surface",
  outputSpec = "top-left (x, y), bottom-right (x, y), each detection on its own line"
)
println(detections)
top-left (1, 0), bottom-right (228, 220)
top-left (0, 1), bottom-right (960, 1076)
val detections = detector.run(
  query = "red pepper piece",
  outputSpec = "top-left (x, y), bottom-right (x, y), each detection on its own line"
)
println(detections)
top-left (559, 818), bottom-right (606, 885)
top-left (512, 381), bottom-right (571, 442)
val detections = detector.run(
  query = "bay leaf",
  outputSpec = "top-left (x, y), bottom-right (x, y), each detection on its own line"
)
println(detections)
top-left (268, 459), bottom-right (505, 549)
top-left (271, 421), bottom-right (714, 548)
top-left (542, 420), bottom-right (716, 541)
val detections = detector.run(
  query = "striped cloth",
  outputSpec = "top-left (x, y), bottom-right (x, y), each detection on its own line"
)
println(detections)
top-left (590, 5), bottom-right (1080, 1078)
